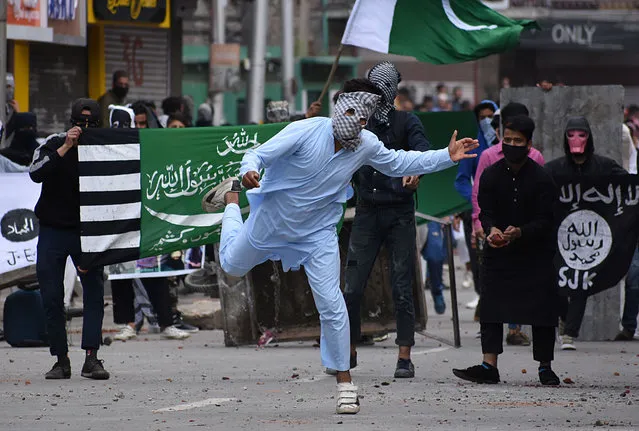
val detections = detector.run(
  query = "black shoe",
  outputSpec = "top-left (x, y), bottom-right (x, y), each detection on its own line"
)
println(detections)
top-left (45, 358), bottom-right (71, 380)
top-left (453, 363), bottom-right (500, 384)
top-left (394, 358), bottom-right (415, 378)
top-left (81, 354), bottom-right (110, 380)
top-left (173, 312), bottom-right (199, 333)
top-left (538, 367), bottom-right (560, 386)
top-left (614, 329), bottom-right (635, 341)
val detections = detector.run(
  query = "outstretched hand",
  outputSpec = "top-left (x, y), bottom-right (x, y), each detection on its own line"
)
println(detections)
top-left (448, 130), bottom-right (479, 163)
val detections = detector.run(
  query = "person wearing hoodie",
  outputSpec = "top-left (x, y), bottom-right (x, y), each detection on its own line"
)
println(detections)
top-left (29, 98), bottom-right (110, 380)
top-left (545, 116), bottom-right (626, 350)
top-left (455, 100), bottom-right (499, 304)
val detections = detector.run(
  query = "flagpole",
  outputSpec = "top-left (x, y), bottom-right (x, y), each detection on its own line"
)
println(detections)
top-left (317, 44), bottom-right (344, 103)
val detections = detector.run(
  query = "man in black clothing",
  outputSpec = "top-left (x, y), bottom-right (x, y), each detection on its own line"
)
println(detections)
top-left (545, 116), bottom-right (626, 350)
top-left (30, 99), bottom-right (110, 380)
top-left (98, 71), bottom-right (129, 128)
top-left (453, 115), bottom-right (561, 386)
top-left (342, 62), bottom-right (430, 379)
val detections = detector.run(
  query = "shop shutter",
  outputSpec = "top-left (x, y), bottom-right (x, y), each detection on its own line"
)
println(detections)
top-left (104, 27), bottom-right (171, 110)
top-left (29, 43), bottom-right (88, 136)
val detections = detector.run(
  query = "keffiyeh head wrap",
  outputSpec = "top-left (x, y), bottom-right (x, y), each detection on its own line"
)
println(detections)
top-left (332, 91), bottom-right (380, 151)
top-left (367, 61), bottom-right (401, 126)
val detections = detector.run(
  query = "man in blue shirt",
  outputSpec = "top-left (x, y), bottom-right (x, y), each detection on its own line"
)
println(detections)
top-left (202, 79), bottom-right (478, 415)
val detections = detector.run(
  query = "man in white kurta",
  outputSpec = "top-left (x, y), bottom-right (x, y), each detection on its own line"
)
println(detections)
top-left (203, 85), bottom-right (478, 414)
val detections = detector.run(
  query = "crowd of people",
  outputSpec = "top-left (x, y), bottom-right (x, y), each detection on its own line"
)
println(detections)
top-left (396, 83), bottom-right (473, 114)
top-left (1, 63), bottom-right (638, 416)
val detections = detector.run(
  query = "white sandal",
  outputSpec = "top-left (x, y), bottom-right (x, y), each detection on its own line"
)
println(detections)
top-left (336, 382), bottom-right (360, 414)
top-left (201, 178), bottom-right (241, 213)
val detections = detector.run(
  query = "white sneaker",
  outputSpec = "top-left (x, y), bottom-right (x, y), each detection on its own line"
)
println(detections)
top-left (561, 335), bottom-right (576, 351)
top-left (201, 178), bottom-right (241, 213)
top-left (336, 382), bottom-right (360, 414)
top-left (461, 271), bottom-right (473, 289)
top-left (465, 295), bottom-right (479, 309)
top-left (161, 325), bottom-right (191, 340)
top-left (113, 325), bottom-right (137, 341)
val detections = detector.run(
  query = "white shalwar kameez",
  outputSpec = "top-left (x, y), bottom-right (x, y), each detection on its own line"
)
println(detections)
top-left (220, 117), bottom-right (455, 371)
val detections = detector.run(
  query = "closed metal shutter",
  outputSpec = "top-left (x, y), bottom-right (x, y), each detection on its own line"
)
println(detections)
top-left (104, 27), bottom-right (170, 109)
top-left (29, 43), bottom-right (88, 136)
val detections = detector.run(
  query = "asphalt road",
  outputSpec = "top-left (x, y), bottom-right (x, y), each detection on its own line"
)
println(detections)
top-left (1, 287), bottom-right (637, 431)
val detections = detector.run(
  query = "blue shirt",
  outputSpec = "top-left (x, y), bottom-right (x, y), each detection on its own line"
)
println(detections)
top-left (239, 117), bottom-right (455, 270)
top-left (454, 129), bottom-right (489, 203)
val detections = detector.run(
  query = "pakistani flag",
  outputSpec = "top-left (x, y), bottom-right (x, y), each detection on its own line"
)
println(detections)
top-left (341, 0), bottom-right (538, 64)
top-left (78, 125), bottom-right (285, 268)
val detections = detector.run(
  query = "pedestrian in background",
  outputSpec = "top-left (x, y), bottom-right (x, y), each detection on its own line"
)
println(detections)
top-left (98, 71), bottom-right (129, 128)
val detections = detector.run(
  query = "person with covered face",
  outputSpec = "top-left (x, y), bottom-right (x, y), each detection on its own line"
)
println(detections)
top-left (29, 99), bottom-right (110, 381)
top-left (340, 62), bottom-right (431, 380)
top-left (470, 103), bottom-right (546, 346)
top-left (453, 115), bottom-right (561, 386)
top-left (98, 71), bottom-right (129, 128)
top-left (200, 78), bottom-right (478, 414)
top-left (545, 117), bottom-right (626, 350)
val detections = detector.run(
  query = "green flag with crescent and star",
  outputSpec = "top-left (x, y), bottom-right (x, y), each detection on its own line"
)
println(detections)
top-left (342, 0), bottom-right (538, 64)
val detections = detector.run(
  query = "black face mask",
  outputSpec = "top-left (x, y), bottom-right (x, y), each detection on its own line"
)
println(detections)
top-left (71, 116), bottom-right (100, 129)
top-left (113, 86), bottom-right (129, 100)
top-left (502, 144), bottom-right (530, 165)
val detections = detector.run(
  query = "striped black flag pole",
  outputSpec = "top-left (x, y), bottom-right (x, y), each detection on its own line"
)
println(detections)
top-left (78, 128), bottom-right (142, 268)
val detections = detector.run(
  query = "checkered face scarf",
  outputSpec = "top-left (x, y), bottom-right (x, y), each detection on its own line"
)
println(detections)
top-left (367, 62), bottom-right (400, 126)
top-left (332, 92), bottom-right (380, 151)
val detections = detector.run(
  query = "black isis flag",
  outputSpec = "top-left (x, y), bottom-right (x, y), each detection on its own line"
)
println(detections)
top-left (554, 175), bottom-right (639, 297)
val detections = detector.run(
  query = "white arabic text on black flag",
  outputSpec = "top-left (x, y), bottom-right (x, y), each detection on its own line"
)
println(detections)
top-left (554, 175), bottom-right (639, 297)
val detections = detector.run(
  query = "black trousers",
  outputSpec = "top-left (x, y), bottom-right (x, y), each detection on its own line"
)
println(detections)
top-left (558, 295), bottom-right (588, 338)
top-left (481, 322), bottom-right (555, 363)
top-left (460, 210), bottom-right (481, 295)
top-left (111, 278), bottom-right (173, 328)
top-left (344, 204), bottom-right (417, 347)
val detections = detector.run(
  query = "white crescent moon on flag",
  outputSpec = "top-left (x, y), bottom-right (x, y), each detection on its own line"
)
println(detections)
top-left (442, 0), bottom-right (497, 31)
top-left (145, 206), bottom-right (224, 227)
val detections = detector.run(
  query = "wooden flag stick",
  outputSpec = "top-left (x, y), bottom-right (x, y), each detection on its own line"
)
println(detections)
top-left (317, 44), bottom-right (345, 103)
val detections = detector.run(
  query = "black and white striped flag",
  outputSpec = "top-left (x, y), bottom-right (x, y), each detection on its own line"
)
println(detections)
top-left (79, 129), bottom-right (141, 268)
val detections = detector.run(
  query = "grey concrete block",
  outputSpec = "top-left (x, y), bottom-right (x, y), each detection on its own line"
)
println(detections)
top-left (501, 86), bottom-right (624, 164)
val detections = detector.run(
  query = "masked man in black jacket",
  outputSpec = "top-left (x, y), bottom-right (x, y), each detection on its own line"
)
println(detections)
top-left (341, 62), bottom-right (430, 379)
top-left (545, 116), bottom-right (626, 350)
top-left (30, 99), bottom-right (110, 380)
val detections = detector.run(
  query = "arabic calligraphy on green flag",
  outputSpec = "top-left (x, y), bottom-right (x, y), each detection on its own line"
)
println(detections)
top-left (139, 125), bottom-right (284, 259)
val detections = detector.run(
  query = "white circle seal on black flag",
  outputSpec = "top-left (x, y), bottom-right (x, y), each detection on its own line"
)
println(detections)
top-left (558, 209), bottom-right (612, 271)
